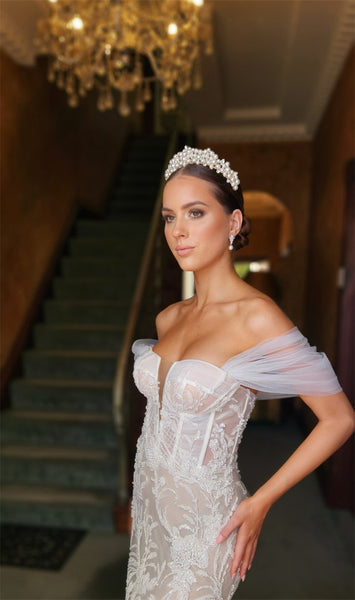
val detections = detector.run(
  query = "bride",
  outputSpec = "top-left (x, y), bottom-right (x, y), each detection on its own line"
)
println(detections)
top-left (125, 146), bottom-right (355, 599)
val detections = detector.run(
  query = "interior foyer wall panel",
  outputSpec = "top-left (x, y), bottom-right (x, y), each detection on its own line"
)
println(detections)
top-left (0, 50), bottom-right (129, 378)
top-left (198, 140), bottom-right (312, 328)
top-left (308, 45), bottom-right (355, 364)
top-left (308, 46), bottom-right (355, 512)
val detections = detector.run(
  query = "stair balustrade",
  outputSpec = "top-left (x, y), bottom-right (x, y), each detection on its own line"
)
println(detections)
top-left (112, 130), bottom-right (179, 507)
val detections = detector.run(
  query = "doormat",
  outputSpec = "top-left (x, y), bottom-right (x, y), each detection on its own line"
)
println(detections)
top-left (0, 524), bottom-right (86, 570)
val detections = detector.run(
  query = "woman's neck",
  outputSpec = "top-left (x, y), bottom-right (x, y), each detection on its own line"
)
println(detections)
top-left (192, 259), bottom-right (242, 309)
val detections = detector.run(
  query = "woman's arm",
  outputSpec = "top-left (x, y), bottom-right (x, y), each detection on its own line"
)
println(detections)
top-left (216, 390), bottom-right (355, 581)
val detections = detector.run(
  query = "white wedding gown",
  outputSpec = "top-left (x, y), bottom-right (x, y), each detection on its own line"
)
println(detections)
top-left (125, 327), bottom-right (341, 600)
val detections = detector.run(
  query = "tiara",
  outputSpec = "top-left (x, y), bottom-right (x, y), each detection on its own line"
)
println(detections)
top-left (164, 146), bottom-right (240, 191)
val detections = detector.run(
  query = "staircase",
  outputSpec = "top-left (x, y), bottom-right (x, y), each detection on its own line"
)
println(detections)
top-left (0, 137), bottom-right (168, 532)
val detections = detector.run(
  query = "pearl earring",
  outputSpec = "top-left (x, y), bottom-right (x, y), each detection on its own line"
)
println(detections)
top-left (229, 234), bottom-right (235, 251)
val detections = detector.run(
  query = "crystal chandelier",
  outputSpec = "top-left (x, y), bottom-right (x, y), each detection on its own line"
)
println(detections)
top-left (35, 0), bottom-right (213, 116)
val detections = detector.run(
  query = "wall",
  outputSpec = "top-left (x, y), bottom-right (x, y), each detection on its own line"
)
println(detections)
top-left (199, 47), bottom-right (354, 364)
top-left (0, 50), bottom-right (129, 384)
top-left (307, 45), bottom-right (355, 363)
top-left (307, 46), bottom-right (354, 511)
top-left (198, 139), bottom-right (312, 327)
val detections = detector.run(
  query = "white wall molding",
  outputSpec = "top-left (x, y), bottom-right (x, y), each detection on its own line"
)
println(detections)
top-left (306, 0), bottom-right (355, 135)
top-left (198, 123), bottom-right (309, 143)
top-left (224, 106), bottom-right (281, 121)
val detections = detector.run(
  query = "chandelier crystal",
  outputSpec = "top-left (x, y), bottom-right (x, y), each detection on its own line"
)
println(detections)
top-left (35, 0), bottom-right (213, 116)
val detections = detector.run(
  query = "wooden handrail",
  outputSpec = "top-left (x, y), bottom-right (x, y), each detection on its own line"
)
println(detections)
top-left (112, 130), bottom-right (178, 500)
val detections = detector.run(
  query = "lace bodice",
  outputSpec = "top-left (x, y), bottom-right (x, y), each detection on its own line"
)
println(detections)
top-left (132, 342), bottom-right (255, 478)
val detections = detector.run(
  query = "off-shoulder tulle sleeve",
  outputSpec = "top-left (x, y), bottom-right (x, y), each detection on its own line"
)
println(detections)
top-left (132, 339), bottom-right (157, 359)
top-left (223, 327), bottom-right (342, 400)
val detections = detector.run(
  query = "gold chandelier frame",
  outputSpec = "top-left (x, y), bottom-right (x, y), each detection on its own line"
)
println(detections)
top-left (35, 0), bottom-right (213, 116)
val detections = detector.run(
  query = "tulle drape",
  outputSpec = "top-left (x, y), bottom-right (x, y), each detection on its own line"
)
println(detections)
top-left (132, 327), bottom-right (341, 401)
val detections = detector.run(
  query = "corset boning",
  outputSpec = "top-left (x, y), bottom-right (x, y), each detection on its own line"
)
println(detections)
top-left (134, 352), bottom-right (256, 481)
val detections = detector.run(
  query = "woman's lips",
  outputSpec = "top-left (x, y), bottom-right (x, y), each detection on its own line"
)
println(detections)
top-left (176, 246), bottom-right (194, 257)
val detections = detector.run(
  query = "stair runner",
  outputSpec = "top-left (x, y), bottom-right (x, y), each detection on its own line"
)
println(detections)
top-left (0, 137), bottom-right (168, 532)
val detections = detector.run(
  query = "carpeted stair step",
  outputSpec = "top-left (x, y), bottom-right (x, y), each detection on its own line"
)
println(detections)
top-left (109, 197), bottom-right (155, 209)
top-left (23, 350), bottom-right (117, 380)
top-left (60, 257), bottom-right (137, 278)
top-left (127, 139), bottom-right (167, 150)
top-left (116, 169), bottom-right (161, 183)
top-left (1, 446), bottom-right (117, 491)
top-left (10, 379), bottom-right (113, 413)
top-left (109, 204), bottom-right (155, 217)
top-left (112, 184), bottom-right (159, 197)
top-left (1, 411), bottom-right (117, 449)
top-left (126, 146), bottom-right (167, 161)
top-left (68, 238), bottom-right (145, 261)
top-left (124, 154), bottom-right (167, 167)
top-left (110, 198), bottom-right (157, 212)
top-left (52, 277), bottom-right (136, 301)
top-left (68, 237), bottom-right (144, 258)
top-left (108, 202), bottom-right (156, 216)
top-left (128, 136), bottom-right (167, 147)
top-left (111, 197), bottom-right (157, 212)
top-left (43, 300), bottom-right (129, 325)
top-left (74, 219), bottom-right (149, 237)
top-left (117, 158), bottom-right (163, 170)
top-left (120, 156), bottom-right (164, 167)
top-left (33, 324), bottom-right (124, 352)
top-left (0, 484), bottom-right (116, 532)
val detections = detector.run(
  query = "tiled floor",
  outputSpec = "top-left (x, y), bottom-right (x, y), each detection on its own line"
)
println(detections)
top-left (1, 418), bottom-right (354, 600)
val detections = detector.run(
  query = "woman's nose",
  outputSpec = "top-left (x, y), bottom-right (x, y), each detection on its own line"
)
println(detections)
top-left (172, 217), bottom-right (188, 238)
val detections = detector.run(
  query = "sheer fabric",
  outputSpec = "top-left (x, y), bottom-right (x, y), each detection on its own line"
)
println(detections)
top-left (222, 327), bottom-right (342, 399)
top-left (125, 328), bottom-right (341, 599)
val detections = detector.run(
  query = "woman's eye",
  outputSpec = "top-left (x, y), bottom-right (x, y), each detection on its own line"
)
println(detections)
top-left (162, 214), bottom-right (175, 223)
top-left (190, 209), bottom-right (204, 218)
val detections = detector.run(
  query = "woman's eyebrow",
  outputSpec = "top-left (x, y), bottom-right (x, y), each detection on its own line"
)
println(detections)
top-left (161, 201), bottom-right (208, 212)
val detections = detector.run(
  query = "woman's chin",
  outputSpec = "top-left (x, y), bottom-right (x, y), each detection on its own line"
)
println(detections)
top-left (177, 260), bottom-right (208, 273)
top-left (176, 259), bottom-right (195, 271)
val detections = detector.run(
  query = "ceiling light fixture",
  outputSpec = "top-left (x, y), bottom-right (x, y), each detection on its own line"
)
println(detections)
top-left (35, 0), bottom-right (213, 117)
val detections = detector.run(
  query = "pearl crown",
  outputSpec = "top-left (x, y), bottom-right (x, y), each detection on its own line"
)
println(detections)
top-left (164, 146), bottom-right (240, 191)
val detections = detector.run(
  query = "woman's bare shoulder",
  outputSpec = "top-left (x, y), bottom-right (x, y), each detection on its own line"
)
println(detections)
top-left (156, 298), bottom-right (192, 339)
top-left (234, 291), bottom-right (294, 344)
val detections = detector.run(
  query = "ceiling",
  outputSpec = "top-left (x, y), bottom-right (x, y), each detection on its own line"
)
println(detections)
top-left (1, 0), bottom-right (354, 142)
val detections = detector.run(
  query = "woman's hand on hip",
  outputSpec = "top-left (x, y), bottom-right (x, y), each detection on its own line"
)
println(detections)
top-left (216, 496), bottom-right (270, 581)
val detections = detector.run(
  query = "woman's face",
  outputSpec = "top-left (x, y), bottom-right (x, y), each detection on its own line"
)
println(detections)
top-left (162, 174), bottom-right (241, 272)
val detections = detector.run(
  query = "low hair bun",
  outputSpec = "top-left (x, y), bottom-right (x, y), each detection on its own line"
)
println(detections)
top-left (234, 217), bottom-right (250, 251)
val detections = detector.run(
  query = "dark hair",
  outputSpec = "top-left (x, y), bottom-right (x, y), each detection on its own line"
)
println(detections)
top-left (167, 163), bottom-right (250, 250)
